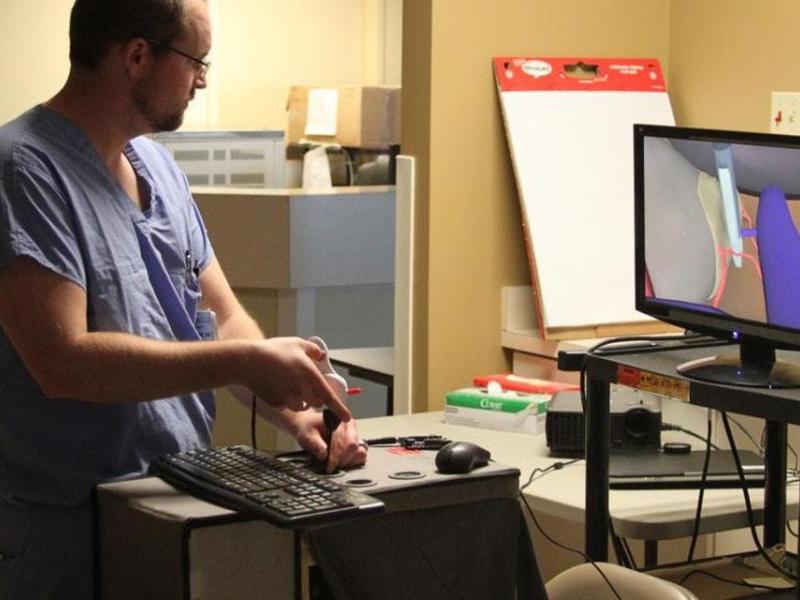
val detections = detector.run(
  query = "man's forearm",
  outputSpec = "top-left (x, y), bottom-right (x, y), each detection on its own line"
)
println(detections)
top-left (39, 332), bottom-right (254, 403)
top-left (215, 307), bottom-right (297, 432)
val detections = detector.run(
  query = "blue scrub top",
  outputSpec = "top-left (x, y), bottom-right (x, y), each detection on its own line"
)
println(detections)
top-left (0, 106), bottom-right (216, 505)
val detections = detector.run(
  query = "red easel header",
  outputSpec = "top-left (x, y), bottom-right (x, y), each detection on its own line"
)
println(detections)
top-left (494, 57), bottom-right (666, 92)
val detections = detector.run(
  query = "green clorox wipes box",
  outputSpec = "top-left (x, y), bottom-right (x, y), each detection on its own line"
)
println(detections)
top-left (444, 384), bottom-right (550, 435)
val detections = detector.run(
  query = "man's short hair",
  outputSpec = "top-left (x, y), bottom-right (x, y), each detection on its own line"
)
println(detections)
top-left (69, 0), bottom-right (188, 69)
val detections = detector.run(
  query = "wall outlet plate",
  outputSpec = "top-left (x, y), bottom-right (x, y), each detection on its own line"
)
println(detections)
top-left (771, 91), bottom-right (800, 135)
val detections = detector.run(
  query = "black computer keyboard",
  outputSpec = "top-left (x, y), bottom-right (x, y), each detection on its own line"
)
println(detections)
top-left (149, 445), bottom-right (385, 528)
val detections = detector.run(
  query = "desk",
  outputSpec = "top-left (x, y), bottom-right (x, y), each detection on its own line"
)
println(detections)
top-left (329, 346), bottom-right (394, 415)
top-left (97, 435), bottom-right (524, 600)
top-left (359, 412), bottom-right (799, 569)
top-left (97, 411), bottom-right (799, 597)
top-left (581, 344), bottom-right (800, 597)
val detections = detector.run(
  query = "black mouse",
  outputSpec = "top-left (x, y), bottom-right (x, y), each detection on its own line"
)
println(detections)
top-left (435, 441), bottom-right (491, 474)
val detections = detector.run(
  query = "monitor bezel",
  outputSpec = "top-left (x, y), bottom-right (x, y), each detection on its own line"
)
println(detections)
top-left (634, 123), bottom-right (800, 352)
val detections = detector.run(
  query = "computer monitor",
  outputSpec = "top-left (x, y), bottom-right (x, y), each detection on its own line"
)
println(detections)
top-left (634, 124), bottom-right (800, 388)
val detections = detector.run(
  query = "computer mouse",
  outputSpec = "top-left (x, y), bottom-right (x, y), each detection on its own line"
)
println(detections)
top-left (435, 441), bottom-right (491, 474)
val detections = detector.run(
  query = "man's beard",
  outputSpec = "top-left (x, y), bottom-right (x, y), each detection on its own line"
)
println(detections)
top-left (132, 79), bottom-right (186, 133)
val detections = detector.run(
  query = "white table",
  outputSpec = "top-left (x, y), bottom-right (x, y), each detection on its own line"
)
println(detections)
top-left (358, 411), bottom-right (799, 563)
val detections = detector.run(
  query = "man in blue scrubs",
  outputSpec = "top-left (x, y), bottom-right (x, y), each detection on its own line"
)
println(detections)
top-left (0, 1), bottom-right (367, 597)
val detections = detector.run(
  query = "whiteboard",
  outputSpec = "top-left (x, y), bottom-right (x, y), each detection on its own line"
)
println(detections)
top-left (496, 57), bottom-right (675, 332)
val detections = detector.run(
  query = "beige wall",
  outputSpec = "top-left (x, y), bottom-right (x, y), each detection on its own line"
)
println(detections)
top-left (669, 0), bottom-right (800, 131)
top-left (405, 0), bottom-right (800, 411)
top-left (403, 0), bottom-right (672, 409)
top-left (0, 0), bottom-right (402, 129)
top-left (0, 1), bottom-right (71, 119)
top-left (212, 0), bottom-right (378, 129)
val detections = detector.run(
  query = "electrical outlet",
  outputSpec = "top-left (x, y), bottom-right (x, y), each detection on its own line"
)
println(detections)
top-left (771, 91), bottom-right (800, 135)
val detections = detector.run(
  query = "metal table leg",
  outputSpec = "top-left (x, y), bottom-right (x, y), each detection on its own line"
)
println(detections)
top-left (585, 376), bottom-right (611, 562)
top-left (763, 420), bottom-right (787, 548)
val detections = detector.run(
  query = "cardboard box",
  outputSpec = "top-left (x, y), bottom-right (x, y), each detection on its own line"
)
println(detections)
top-left (444, 387), bottom-right (550, 435)
top-left (286, 85), bottom-right (401, 148)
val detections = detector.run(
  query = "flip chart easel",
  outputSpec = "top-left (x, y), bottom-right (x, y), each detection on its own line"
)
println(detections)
top-left (495, 57), bottom-right (675, 339)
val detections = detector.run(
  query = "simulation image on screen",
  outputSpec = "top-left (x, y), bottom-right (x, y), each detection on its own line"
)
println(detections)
top-left (642, 135), bottom-right (800, 330)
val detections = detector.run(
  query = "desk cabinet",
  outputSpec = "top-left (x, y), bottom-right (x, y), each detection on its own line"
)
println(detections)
top-left (97, 446), bottom-right (525, 600)
top-left (96, 478), bottom-right (298, 600)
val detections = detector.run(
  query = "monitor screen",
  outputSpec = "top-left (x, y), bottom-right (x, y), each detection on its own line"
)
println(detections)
top-left (634, 124), bottom-right (800, 387)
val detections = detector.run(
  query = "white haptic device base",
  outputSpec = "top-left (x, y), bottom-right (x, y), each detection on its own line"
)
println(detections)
top-left (308, 336), bottom-right (348, 403)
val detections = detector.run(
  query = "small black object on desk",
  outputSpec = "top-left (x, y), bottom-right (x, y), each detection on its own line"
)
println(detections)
top-left (662, 442), bottom-right (691, 454)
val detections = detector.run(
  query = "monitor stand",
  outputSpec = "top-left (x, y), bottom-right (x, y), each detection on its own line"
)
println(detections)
top-left (676, 342), bottom-right (800, 389)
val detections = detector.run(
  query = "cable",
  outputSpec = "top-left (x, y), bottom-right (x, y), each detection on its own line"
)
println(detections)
top-left (519, 459), bottom-right (582, 492)
top-left (788, 520), bottom-right (798, 539)
top-left (376, 518), bottom-right (464, 599)
top-left (727, 415), bottom-right (799, 475)
top-left (728, 414), bottom-right (765, 455)
top-left (728, 415), bottom-right (799, 480)
top-left (678, 568), bottom-right (789, 591)
top-left (662, 422), bottom-right (721, 451)
top-left (720, 411), bottom-right (795, 580)
top-left (519, 464), bottom-right (623, 599)
top-left (608, 518), bottom-right (634, 569)
top-left (789, 444), bottom-right (799, 474)
top-left (621, 537), bottom-right (637, 571)
top-left (250, 393), bottom-right (258, 450)
top-left (518, 494), bottom-right (623, 600)
top-left (686, 410), bottom-right (713, 562)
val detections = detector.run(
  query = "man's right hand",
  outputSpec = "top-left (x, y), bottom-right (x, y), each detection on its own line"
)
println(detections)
top-left (243, 337), bottom-right (352, 423)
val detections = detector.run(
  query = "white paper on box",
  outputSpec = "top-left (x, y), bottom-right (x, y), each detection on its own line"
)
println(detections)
top-left (305, 88), bottom-right (338, 136)
top-left (495, 58), bottom-right (675, 332)
top-left (301, 145), bottom-right (333, 190)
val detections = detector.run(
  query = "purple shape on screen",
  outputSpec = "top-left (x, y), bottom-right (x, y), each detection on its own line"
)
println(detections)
top-left (757, 185), bottom-right (800, 328)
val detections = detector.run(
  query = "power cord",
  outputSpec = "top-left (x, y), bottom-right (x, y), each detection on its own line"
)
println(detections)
top-left (739, 416), bottom-right (800, 475)
top-left (686, 410), bottom-right (713, 562)
top-left (608, 518), bottom-right (635, 569)
top-left (728, 415), bottom-right (768, 456)
top-left (661, 422), bottom-right (720, 451)
top-left (719, 411), bottom-right (795, 580)
top-left (375, 518), bottom-right (465, 599)
top-left (620, 537), bottom-right (636, 570)
top-left (678, 568), bottom-right (790, 592)
top-left (788, 520), bottom-right (798, 539)
top-left (519, 494), bottom-right (623, 600)
top-left (519, 459), bottom-right (582, 491)
top-left (519, 463), bottom-right (623, 600)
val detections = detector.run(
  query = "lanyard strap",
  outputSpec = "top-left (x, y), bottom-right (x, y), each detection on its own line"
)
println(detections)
top-left (132, 223), bottom-right (200, 342)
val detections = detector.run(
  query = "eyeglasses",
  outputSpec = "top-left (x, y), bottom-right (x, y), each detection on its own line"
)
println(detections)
top-left (148, 40), bottom-right (210, 77)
